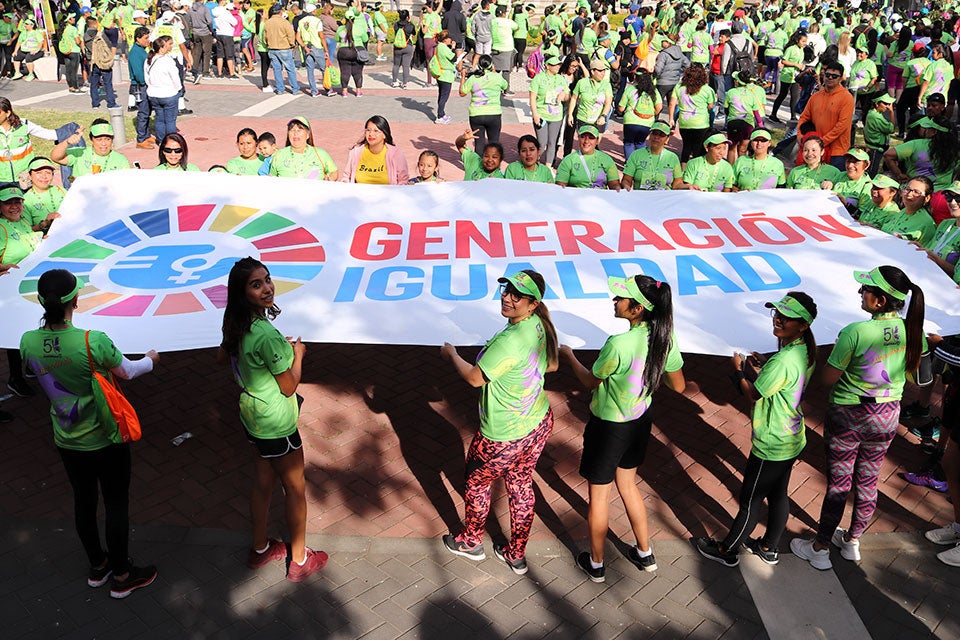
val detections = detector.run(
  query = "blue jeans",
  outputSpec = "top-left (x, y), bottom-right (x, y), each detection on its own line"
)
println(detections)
top-left (149, 94), bottom-right (178, 141)
top-left (622, 124), bottom-right (651, 159)
top-left (89, 65), bottom-right (117, 108)
top-left (304, 46), bottom-right (326, 96)
top-left (268, 48), bottom-right (299, 94)
top-left (325, 36), bottom-right (337, 60)
top-left (133, 84), bottom-right (151, 143)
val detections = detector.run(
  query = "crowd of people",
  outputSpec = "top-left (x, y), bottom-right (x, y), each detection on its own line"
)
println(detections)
top-left (4, 0), bottom-right (960, 599)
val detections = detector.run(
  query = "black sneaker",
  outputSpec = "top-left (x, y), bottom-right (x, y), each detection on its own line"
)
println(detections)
top-left (576, 551), bottom-right (605, 583)
top-left (694, 537), bottom-right (739, 567)
top-left (902, 402), bottom-right (931, 420)
top-left (626, 546), bottom-right (658, 572)
top-left (7, 378), bottom-right (34, 397)
top-left (23, 368), bottom-right (36, 379)
top-left (744, 537), bottom-right (779, 565)
top-left (493, 543), bottom-right (528, 575)
top-left (441, 534), bottom-right (485, 561)
top-left (109, 564), bottom-right (157, 599)
top-left (87, 562), bottom-right (112, 587)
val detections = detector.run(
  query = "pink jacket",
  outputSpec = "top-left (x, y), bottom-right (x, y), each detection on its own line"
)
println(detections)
top-left (342, 144), bottom-right (410, 185)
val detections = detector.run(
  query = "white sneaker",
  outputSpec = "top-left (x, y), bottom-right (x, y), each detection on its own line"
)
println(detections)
top-left (937, 543), bottom-right (960, 567)
top-left (925, 523), bottom-right (960, 545)
top-left (790, 538), bottom-right (832, 570)
top-left (262, 86), bottom-right (274, 93)
top-left (831, 528), bottom-right (861, 562)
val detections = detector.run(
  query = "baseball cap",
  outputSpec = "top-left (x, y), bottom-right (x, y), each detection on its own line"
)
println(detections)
top-left (578, 124), bottom-right (600, 137)
top-left (497, 272), bottom-right (542, 301)
top-left (942, 179), bottom-right (960, 195)
top-left (0, 185), bottom-right (24, 201)
top-left (845, 148), bottom-right (870, 162)
top-left (545, 55), bottom-right (562, 65)
top-left (649, 121), bottom-right (671, 136)
top-left (28, 157), bottom-right (56, 172)
top-left (132, 9), bottom-right (149, 18)
top-left (871, 174), bottom-right (900, 190)
top-left (874, 94), bottom-right (896, 104)
top-left (589, 58), bottom-right (606, 70)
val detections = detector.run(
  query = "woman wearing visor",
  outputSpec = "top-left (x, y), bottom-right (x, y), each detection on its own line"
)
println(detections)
top-left (696, 293), bottom-right (818, 567)
top-left (560, 275), bottom-right (684, 582)
top-left (793, 267), bottom-right (925, 570)
top-left (440, 271), bottom-right (559, 575)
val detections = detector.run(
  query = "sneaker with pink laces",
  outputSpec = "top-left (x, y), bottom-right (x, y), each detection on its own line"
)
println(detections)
top-left (287, 548), bottom-right (329, 582)
top-left (247, 538), bottom-right (287, 569)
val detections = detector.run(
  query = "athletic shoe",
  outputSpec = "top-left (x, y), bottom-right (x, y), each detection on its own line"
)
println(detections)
top-left (7, 378), bottom-right (34, 397)
top-left (938, 543), bottom-right (960, 567)
top-left (575, 551), bottom-right (605, 582)
top-left (908, 417), bottom-right (941, 438)
top-left (178, 108), bottom-right (193, 115)
top-left (356, 90), bottom-right (363, 97)
top-left (493, 543), bottom-right (528, 575)
top-left (193, 74), bottom-right (201, 84)
top-left (23, 368), bottom-right (35, 379)
top-left (23, 74), bottom-right (34, 82)
top-left (87, 563), bottom-right (112, 588)
top-left (376, 54), bottom-right (388, 61)
top-left (744, 537), bottom-right (779, 565)
top-left (11, 72), bottom-right (22, 80)
top-left (627, 545), bottom-right (658, 571)
top-left (830, 528), bottom-right (861, 562)
top-left (391, 80), bottom-right (401, 87)
top-left (287, 548), bottom-right (328, 582)
top-left (768, 114), bottom-right (782, 123)
top-left (435, 115), bottom-right (452, 125)
top-left (901, 471), bottom-right (949, 493)
top-left (262, 86), bottom-right (274, 93)
top-left (503, 90), bottom-right (516, 96)
top-left (109, 564), bottom-right (157, 599)
top-left (790, 538), bottom-right (832, 570)
top-left (694, 537), bottom-right (739, 567)
top-left (925, 523), bottom-right (960, 545)
top-left (441, 534), bottom-right (485, 560)
top-left (400, 83), bottom-right (407, 90)
top-left (246, 538), bottom-right (287, 569)
top-left (902, 402), bottom-right (931, 420)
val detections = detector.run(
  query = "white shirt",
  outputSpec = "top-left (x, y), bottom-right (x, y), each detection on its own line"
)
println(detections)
top-left (145, 54), bottom-right (182, 98)
top-left (212, 6), bottom-right (237, 35)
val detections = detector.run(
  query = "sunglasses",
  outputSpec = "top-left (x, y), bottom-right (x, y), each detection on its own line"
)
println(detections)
top-left (162, 147), bottom-right (183, 153)
top-left (945, 192), bottom-right (960, 204)
top-left (498, 283), bottom-right (532, 302)
top-left (823, 72), bottom-right (842, 79)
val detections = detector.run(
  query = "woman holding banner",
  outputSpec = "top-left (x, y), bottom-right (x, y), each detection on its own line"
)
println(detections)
top-left (792, 266), bottom-right (925, 570)
top-left (269, 117), bottom-right (339, 181)
top-left (440, 270), bottom-right (558, 575)
top-left (560, 275), bottom-right (685, 582)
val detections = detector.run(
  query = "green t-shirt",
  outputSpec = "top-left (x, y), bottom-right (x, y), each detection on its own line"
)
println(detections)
top-left (20, 327), bottom-right (123, 451)
top-left (23, 185), bottom-right (65, 227)
top-left (619, 86), bottom-right (661, 127)
top-left (920, 58), bottom-right (954, 101)
top-left (765, 28), bottom-right (787, 56)
top-left (834, 173), bottom-right (873, 209)
top-left (751, 338), bottom-right (812, 461)
top-left (895, 138), bottom-right (954, 192)
top-left (682, 156), bottom-right (734, 191)
top-left (780, 44), bottom-right (804, 84)
top-left (691, 30), bottom-right (712, 65)
top-left (924, 219), bottom-right (960, 266)
top-left (226, 156), bottom-right (263, 176)
top-left (880, 207), bottom-right (936, 245)
top-left (0, 217), bottom-right (41, 264)
top-left (59, 24), bottom-right (80, 55)
top-left (589, 323), bottom-right (683, 422)
top-left (786, 163), bottom-right (844, 190)
top-left (573, 77), bottom-right (613, 124)
top-left (64, 147), bottom-right (130, 178)
top-left (724, 86), bottom-right (763, 125)
top-left (269, 145), bottom-right (337, 180)
top-left (733, 155), bottom-right (785, 190)
top-left (848, 58), bottom-right (878, 92)
top-left (905, 57), bottom-right (930, 89)
top-left (673, 83), bottom-right (716, 129)
top-left (578, 26), bottom-right (597, 56)
top-left (864, 108), bottom-right (894, 150)
top-left (827, 312), bottom-right (907, 405)
top-left (556, 150), bottom-right (619, 188)
top-left (530, 71), bottom-right (567, 122)
top-left (19, 29), bottom-right (44, 53)
top-left (504, 162), bottom-right (554, 183)
top-left (233, 317), bottom-right (298, 438)
top-left (463, 71), bottom-right (508, 117)
top-left (491, 17), bottom-right (517, 52)
top-left (624, 147), bottom-right (681, 190)
top-left (436, 42), bottom-right (456, 84)
top-left (462, 147), bottom-right (505, 181)
top-left (476, 315), bottom-right (549, 441)
top-left (858, 200), bottom-right (899, 227)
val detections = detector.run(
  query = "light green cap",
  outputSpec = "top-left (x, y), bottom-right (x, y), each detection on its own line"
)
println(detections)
top-left (874, 93), bottom-right (896, 104)
top-left (0, 185), bottom-right (24, 201)
top-left (288, 116), bottom-right (310, 128)
top-left (89, 123), bottom-right (114, 137)
top-left (607, 276), bottom-right (654, 311)
top-left (649, 121), bottom-right (671, 135)
top-left (854, 267), bottom-right (907, 301)
top-left (764, 295), bottom-right (814, 324)
top-left (943, 179), bottom-right (960, 195)
top-left (750, 128), bottom-right (772, 141)
top-left (845, 148), bottom-right (870, 162)
top-left (578, 124), bottom-right (600, 137)
top-left (871, 174), bottom-right (900, 189)
top-left (703, 133), bottom-right (730, 148)
top-left (498, 272), bottom-right (542, 301)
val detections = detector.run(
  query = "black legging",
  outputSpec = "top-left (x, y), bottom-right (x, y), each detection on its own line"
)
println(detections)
top-left (259, 50), bottom-right (270, 87)
top-left (897, 85), bottom-right (921, 137)
top-left (437, 80), bottom-right (452, 118)
top-left (58, 444), bottom-right (132, 574)
top-left (339, 58), bottom-right (364, 91)
top-left (513, 37), bottom-right (526, 69)
top-left (469, 113), bottom-right (502, 153)
top-left (679, 126), bottom-right (710, 163)
top-left (721, 454), bottom-right (796, 551)
top-left (770, 80), bottom-right (799, 120)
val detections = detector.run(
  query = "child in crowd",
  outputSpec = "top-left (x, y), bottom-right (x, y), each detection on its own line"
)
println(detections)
top-left (256, 132), bottom-right (277, 176)
top-left (409, 150), bottom-right (443, 183)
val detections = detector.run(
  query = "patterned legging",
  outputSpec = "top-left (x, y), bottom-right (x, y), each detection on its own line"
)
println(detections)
top-left (815, 401), bottom-right (900, 546)
top-left (455, 410), bottom-right (553, 562)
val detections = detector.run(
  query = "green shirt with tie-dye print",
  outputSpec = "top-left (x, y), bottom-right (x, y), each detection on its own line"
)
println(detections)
top-left (751, 338), bottom-right (811, 461)
top-left (827, 312), bottom-right (907, 405)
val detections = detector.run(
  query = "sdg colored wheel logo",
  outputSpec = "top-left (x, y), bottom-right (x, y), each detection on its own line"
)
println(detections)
top-left (19, 204), bottom-right (324, 316)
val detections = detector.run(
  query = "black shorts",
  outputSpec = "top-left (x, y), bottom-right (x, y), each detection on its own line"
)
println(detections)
top-left (757, 46), bottom-right (766, 61)
top-left (216, 35), bottom-right (236, 59)
top-left (726, 119), bottom-right (754, 145)
top-left (948, 79), bottom-right (960, 104)
top-left (579, 411), bottom-right (653, 484)
top-left (943, 381), bottom-right (959, 442)
top-left (244, 427), bottom-right (302, 458)
top-left (15, 50), bottom-right (43, 63)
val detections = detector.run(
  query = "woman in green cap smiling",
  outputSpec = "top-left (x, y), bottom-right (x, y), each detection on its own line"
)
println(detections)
top-left (50, 119), bottom-right (131, 181)
top-left (793, 266), bottom-right (925, 570)
top-left (440, 270), bottom-right (559, 576)
top-left (622, 121), bottom-right (682, 191)
top-left (832, 148), bottom-right (874, 213)
top-left (22, 157), bottom-right (64, 236)
top-left (529, 54), bottom-right (568, 168)
top-left (555, 124), bottom-right (620, 189)
top-left (913, 179), bottom-right (960, 281)
top-left (882, 114), bottom-right (959, 193)
top-left (268, 117), bottom-right (338, 180)
top-left (679, 133), bottom-right (733, 192)
top-left (732, 128), bottom-right (785, 191)
top-left (696, 292), bottom-right (818, 568)
top-left (560, 275), bottom-right (684, 583)
top-left (856, 174), bottom-right (901, 227)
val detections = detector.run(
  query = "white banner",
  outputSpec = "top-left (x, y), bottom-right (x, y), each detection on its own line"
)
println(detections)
top-left (3, 171), bottom-right (960, 356)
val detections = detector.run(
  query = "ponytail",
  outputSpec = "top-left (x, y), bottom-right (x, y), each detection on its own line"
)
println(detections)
top-left (633, 275), bottom-right (674, 392)
top-left (783, 291), bottom-right (818, 367)
top-left (36, 269), bottom-right (79, 327)
top-left (875, 265), bottom-right (925, 371)
top-left (522, 270), bottom-right (559, 366)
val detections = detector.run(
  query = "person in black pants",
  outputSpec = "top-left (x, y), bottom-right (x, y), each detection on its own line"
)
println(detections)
top-left (695, 293), bottom-right (819, 567)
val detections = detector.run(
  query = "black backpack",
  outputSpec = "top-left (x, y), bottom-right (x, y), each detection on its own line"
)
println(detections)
top-left (726, 38), bottom-right (756, 76)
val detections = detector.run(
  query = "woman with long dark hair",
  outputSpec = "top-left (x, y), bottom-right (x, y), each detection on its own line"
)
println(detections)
top-left (153, 133), bottom-right (199, 171)
top-left (391, 9), bottom-right (416, 88)
top-left (769, 31), bottom-right (806, 123)
top-left (561, 275), bottom-right (685, 581)
top-left (559, 54), bottom-right (586, 158)
top-left (667, 63), bottom-right (715, 163)
top-left (885, 25), bottom-right (912, 102)
top-left (336, 8), bottom-right (366, 97)
top-left (0, 96), bottom-right (58, 183)
top-left (144, 35), bottom-right (182, 142)
top-left (460, 53), bottom-right (508, 152)
top-left (219, 257), bottom-right (328, 582)
top-left (342, 115), bottom-right (410, 184)
top-left (793, 266), bottom-right (925, 569)
top-left (20, 269), bottom-right (159, 598)
top-left (617, 69), bottom-right (661, 160)
top-left (696, 293), bottom-right (818, 567)
top-left (883, 115), bottom-right (959, 194)
top-left (440, 270), bottom-right (559, 575)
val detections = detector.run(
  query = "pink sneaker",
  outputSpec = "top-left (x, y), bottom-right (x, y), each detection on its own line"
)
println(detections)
top-left (247, 538), bottom-right (287, 569)
top-left (287, 548), bottom-right (329, 582)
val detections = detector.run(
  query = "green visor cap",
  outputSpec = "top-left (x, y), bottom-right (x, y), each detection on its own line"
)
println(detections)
top-left (28, 157), bottom-right (56, 172)
top-left (649, 121), bottom-right (671, 135)
top-left (37, 273), bottom-right (83, 306)
top-left (545, 55), bottom-right (562, 65)
top-left (0, 185), bottom-right (24, 201)
top-left (607, 276), bottom-right (653, 311)
top-left (871, 174), bottom-right (900, 189)
top-left (874, 93), bottom-right (896, 104)
top-left (750, 128), bottom-right (772, 141)
top-left (578, 124), bottom-right (600, 137)
top-left (289, 116), bottom-right (310, 128)
top-left (943, 179), bottom-right (960, 195)
top-left (909, 116), bottom-right (949, 132)
top-left (703, 133), bottom-right (730, 148)
top-left (498, 272), bottom-right (542, 301)
top-left (89, 123), bottom-right (114, 137)
top-left (853, 267), bottom-right (907, 301)
top-left (764, 295), bottom-right (814, 324)
top-left (845, 148), bottom-right (870, 162)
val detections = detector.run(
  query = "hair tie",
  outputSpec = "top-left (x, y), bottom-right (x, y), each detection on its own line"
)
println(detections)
top-left (655, 281), bottom-right (662, 288)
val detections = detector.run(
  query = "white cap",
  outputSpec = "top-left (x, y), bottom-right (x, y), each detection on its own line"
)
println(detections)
top-left (893, 22), bottom-right (903, 32)
top-left (891, 12), bottom-right (901, 21)
top-left (225, 2), bottom-right (234, 8)
top-left (132, 10), bottom-right (148, 18)
top-left (304, 2), bottom-right (316, 11)
top-left (160, 10), bottom-right (176, 22)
